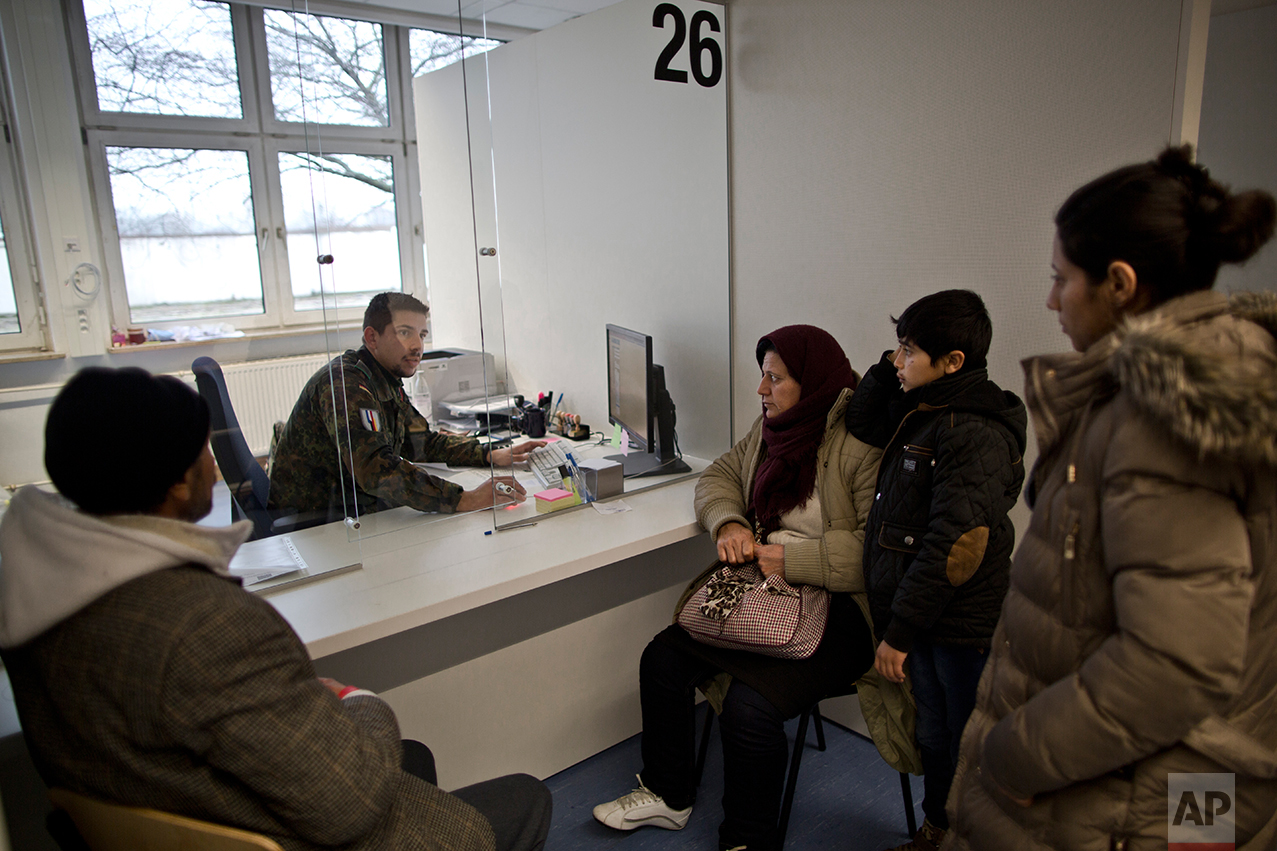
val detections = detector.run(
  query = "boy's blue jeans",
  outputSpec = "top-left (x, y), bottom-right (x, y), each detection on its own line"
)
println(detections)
top-left (908, 638), bottom-right (988, 829)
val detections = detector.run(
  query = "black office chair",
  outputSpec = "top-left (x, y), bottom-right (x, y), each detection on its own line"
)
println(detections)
top-left (695, 685), bottom-right (917, 848)
top-left (192, 357), bottom-right (275, 539)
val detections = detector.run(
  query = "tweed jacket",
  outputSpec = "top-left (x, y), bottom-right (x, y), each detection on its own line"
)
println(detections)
top-left (0, 489), bottom-right (495, 851)
top-left (945, 291), bottom-right (1277, 851)
top-left (268, 347), bottom-right (488, 521)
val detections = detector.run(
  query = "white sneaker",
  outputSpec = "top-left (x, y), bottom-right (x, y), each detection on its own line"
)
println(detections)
top-left (592, 776), bottom-right (692, 831)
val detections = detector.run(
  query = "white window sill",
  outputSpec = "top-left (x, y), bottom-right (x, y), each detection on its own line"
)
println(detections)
top-left (105, 323), bottom-right (358, 356)
top-left (0, 349), bottom-right (67, 365)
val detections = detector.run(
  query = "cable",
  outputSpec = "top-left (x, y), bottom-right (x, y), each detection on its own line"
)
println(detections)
top-left (69, 262), bottom-right (101, 299)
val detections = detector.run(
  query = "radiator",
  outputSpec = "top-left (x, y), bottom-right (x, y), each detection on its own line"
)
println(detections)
top-left (185, 355), bottom-right (328, 457)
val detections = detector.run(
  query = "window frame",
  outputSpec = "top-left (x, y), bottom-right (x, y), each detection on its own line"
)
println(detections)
top-left (254, 6), bottom-right (407, 139)
top-left (0, 60), bottom-right (47, 353)
top-left (264, 137), bottom-right (416, 327)
top-left (86, 129), bottom-right (286, 330)
top-left (69, 1), bottom-right (263, 135)
top-left (68, 0), bottom-right (449, 334)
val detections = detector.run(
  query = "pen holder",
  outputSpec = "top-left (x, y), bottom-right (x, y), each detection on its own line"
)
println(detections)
top-left (513, 403), bottom-right (546, 437)
top-left (564, 463), bottom-right (595, 503)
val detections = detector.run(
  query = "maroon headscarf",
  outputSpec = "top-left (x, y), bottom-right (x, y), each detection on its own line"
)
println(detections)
top-left (751, 325), bottom-right (857, 532)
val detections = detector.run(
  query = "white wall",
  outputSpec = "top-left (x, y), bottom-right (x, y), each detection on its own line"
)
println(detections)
top-left (417, 0), bottom-right (731, 461)
top-left (725, 0), bottom-right (1184, 535)
top-left (1199, 3), bottom-right (1277, 294)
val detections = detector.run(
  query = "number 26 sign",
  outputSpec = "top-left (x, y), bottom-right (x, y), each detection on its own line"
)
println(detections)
top-left (653, 3), bottom-right (723, 87)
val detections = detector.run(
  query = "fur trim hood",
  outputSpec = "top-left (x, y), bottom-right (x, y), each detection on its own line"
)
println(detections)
top-left (1110, 289), bottom-right (1277, 465)
top-left (0, 487), bottom-right (252, 647)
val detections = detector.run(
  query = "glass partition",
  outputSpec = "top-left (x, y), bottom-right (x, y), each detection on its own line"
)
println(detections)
top-left (278, 0), bottom-right (729, 542)
top-left (285, 1), bottom-right (509, 542)
top-left (441, 0), bottom-right (732, 530)
top-left (262, 3), bottom-right (420, 541)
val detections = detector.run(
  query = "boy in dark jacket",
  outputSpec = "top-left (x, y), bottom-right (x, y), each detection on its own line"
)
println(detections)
top-left (845, 290), bottom-right (1026, 851)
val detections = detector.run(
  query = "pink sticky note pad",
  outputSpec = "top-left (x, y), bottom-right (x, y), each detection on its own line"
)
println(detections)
top-left (621, 429), bottom-right (631, 456)
top-left (535, 488), bottom-right (574, 502)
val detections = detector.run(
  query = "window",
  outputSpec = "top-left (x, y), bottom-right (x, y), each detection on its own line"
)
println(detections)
top-left (409, 28), bottom-right (499, 76)
top-left (86, 0), bottom-right (241, 118)
top-left (264, 11), bottom-right (387, 127)
top-left (0, 72), bottom-right (44, 352)
top-left (71, 0), bottom-right (498, 332)
top-left (279, 151), bottom-right (402, 310)
top-left (105, 145), bottom-right (264, 322)
top-left (0, 216), bottom-right (17, 335)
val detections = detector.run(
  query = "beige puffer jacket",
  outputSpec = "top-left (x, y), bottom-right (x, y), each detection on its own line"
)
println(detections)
top-left (945, 291), bottom-right (1277, 851)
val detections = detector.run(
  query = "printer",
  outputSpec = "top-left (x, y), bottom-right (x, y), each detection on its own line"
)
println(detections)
top-left (413, 348), bottom-right (508, 424)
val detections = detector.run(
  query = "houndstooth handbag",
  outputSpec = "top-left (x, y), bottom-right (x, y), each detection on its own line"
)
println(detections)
top-left (677, 561), bottom-right (830, 660)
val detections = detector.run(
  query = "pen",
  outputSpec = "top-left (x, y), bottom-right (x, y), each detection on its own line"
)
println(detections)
top-left (565, 452), bottom-right (593, 503)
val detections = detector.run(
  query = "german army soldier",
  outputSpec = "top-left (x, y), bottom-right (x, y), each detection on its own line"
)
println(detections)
top-left (269, 292), bottom-right (544, 522)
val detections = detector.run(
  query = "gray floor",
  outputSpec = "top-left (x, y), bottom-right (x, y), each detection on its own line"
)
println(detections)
top-left (543, 704), bottom-right (922, 851)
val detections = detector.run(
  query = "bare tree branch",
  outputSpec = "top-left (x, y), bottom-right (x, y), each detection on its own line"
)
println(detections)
top-left (283, 152), bottom-right (392, 194)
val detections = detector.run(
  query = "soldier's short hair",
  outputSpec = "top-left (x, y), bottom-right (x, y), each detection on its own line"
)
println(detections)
top-left (364, 292), bottom-right (429, 334)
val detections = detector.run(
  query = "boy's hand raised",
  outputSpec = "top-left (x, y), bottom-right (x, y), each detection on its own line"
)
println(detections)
top-left (874, 641), bottom-right (908, 684)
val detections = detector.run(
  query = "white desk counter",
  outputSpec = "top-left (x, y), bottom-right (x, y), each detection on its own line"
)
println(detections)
top-left (257, 470), bottom-right (706, 659)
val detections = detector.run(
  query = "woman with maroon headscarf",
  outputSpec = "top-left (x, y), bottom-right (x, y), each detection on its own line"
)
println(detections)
top-left (593, 325), bottom-right (882, 851)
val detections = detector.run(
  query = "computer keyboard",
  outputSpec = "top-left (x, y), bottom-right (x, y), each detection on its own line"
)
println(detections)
top-left (528, 441), bottom-right (571, 490)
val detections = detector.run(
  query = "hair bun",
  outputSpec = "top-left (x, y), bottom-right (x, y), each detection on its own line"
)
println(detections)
top-left (1212, 189), bottom-right (1277, 264)
top-left (1155, 145), bottom-right (1210, 194)
top-left (1156, 144), bottom-right (1276, 266)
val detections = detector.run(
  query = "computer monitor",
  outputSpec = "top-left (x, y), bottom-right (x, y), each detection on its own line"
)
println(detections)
top-left (604, 324), bottom-right (691, 478)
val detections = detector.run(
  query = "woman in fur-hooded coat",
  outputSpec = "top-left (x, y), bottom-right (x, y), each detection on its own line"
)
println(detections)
top-left (944, 148), bottom-right (1277, 851)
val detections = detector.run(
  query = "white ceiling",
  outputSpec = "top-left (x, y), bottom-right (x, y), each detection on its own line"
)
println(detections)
top-left (334, 0), bottom-right (1276, 34)
top-left (340, 0), bottom-right (625, 31)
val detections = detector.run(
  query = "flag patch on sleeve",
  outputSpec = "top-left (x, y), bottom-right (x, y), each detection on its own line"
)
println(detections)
top-left (359, 408), bottom-right (381, 432)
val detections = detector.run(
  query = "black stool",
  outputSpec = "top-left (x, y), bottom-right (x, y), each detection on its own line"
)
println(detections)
top-left (695, 690), bottom-right (917, 848)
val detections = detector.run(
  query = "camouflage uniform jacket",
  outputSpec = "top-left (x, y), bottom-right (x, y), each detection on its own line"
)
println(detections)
top-left (268, 347), bottom-right (488, 521)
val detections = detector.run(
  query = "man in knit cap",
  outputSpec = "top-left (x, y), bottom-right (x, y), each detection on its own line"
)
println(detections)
top-left (0, 367), bottom-right (551, 851)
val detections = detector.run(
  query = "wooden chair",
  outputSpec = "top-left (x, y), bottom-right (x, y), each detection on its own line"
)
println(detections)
top-left (48, 788), bottom-right (284, 851)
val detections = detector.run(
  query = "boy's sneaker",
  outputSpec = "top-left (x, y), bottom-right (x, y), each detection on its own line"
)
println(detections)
top-left (883, 818), bottom-right (946, 851)
top-left (592, 776), bottom-right (692, 831)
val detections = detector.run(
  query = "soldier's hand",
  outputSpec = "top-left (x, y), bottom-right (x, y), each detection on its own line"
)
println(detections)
top-left (488, 440), bottom-right (547, 467)
top-left (456, 476), bottom-right (527, 511)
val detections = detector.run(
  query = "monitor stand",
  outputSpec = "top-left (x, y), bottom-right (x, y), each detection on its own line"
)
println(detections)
top-left (604, 451), bottom-right (692, 479)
